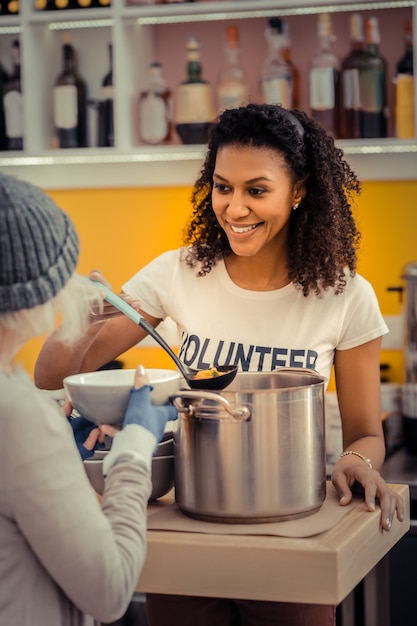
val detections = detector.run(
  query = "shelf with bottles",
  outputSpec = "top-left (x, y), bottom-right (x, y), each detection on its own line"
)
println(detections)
top-left (31, 1), bottom-right (112, 14)
top-left (0, 26), bottom-right (115, 152)
top-left (0, 0), bottom-right (416, 189)
top-left (151, 8), bottom-right (414, 136)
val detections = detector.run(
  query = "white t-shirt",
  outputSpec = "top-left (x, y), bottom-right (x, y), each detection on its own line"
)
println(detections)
top-left (123, 248), bottom-right (388, 388)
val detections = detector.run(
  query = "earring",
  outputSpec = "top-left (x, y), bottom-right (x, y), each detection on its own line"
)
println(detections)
top-left (292, 203), bottom-right (299, 211)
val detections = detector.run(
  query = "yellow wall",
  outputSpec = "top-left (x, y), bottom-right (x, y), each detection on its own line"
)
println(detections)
top-left (354, 181), bottom-right (417, 383)
top-left (16, 180), bottom-right (417, 385)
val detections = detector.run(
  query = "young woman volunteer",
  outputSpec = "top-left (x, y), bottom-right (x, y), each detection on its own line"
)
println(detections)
top-left (35, 103), bottom-right (404, 626)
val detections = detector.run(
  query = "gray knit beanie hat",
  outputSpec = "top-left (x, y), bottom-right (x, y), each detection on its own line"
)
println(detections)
top-left (0, 173), bottom-right (79, 312)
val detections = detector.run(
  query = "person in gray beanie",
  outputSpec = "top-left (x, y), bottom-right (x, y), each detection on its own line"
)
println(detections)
top-left (0, 173), bottom-right (177, 626)
top-left (0, 171), bottom-right (79, 312)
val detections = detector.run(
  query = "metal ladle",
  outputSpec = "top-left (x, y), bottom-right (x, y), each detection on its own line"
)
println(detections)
top-left (90, 280), bottom-right (238, 391)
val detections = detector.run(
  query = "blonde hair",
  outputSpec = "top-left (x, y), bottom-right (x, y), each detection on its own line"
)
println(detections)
top-left (0, 274), bottom-right (102, 344)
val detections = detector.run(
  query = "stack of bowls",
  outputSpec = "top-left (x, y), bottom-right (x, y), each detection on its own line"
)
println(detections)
top-left (63, 368), bottom-right (180, 499)
top-left (83, 430), bottom-right (175, 501)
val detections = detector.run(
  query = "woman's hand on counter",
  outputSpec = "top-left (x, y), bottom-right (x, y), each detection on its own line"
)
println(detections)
top-left (332, 459), bottom-right (405, 532)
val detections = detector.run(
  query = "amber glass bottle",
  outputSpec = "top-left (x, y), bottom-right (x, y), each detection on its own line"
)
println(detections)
top-left (282, 20), bottom-right (300, 109)
top-left (393, 18), bottom-right (414, 139)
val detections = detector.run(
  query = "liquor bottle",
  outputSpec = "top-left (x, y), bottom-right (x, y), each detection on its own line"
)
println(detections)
top-left (217, 24), bottom-right (249, 113)
top-left (34, 0), bottom-right (74, 7)
top-left (340, 13), bottom-right (366, 139)
top-left (282, 20), bottom-right (300, 108)
top-left (139, 62), bottom-right (172, 145)
top-left (0, 63), bottom-right (9, 151)
top-left (260, 17), bottom-right (293, 109)
top-left (309, 13), bottom-right (340, 137)
top-left (98, 43), bottom-right (114, 147)
top-left (78, 0), bottom-right (111, 7)
top-left (53, 40), bottom-right (88, 148)
top-left (1, 0), bottom-right (19, 14)
top-left (359, 16), bottom-right (387, 138)
top-left (3, 40), bottom-right (23, 151)
top-left (393, 18), bottom-right (414, 139)
top-left (175, 37), bottom-right (216, 144)
top-left (34, 0), bottom-right (50, 9)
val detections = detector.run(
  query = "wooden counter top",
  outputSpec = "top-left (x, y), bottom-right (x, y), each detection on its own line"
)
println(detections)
top-left (136, 482), bottom-right (409, 605)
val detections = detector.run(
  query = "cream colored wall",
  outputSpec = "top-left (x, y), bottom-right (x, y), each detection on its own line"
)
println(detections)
top-left (15, 180), bottom-right (417, 386)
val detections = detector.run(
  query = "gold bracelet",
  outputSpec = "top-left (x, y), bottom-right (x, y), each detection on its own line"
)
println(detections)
top-left (340, 450), bottom-right (372, 469)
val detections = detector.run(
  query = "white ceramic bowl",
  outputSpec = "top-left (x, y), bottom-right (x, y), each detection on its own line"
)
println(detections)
top-left (83, 452), bottom-right (174, 501)
top-left (63, 368), bottom-right (180, 425)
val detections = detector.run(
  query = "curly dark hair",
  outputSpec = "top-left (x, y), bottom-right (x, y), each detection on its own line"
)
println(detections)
top-left (182, 103), bottom-right (361, 296)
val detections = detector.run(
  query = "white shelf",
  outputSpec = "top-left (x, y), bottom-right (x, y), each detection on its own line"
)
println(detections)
top-left (0, 0), bottom-right (415, 189)
top-left (1, 141), bottom-right (416, 189)
top-left (125, 0), bottom-right (415, 24)
top-left (0, 145), bottom-right (204, 189)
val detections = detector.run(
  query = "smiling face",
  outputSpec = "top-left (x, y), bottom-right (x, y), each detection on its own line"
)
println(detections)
top-left (212, 145), bottom-right (305, 261)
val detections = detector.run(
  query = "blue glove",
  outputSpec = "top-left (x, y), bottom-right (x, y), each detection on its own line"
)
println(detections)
top-left (123, 385), bottom-right (178, 444)
top-left (69, 416), bottom-right (108, 461)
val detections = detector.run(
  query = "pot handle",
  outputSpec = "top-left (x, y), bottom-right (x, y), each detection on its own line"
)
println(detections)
top-left (169, 390), bottom-right (251, 421)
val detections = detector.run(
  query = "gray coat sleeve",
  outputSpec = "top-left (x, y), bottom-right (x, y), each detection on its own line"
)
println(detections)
top-left (5, 385), bottom-right (152, 623)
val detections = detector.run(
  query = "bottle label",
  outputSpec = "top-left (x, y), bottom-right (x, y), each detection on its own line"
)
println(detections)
top-left (342, 68), bottom-right (361, 109)
top-left (395, 74), bottom-right (415, 139)
top-left (359, 69), bottom-right (385, 112)
top-left (309, 67), bottom-right (335, 109)
top-left (175, 83), bottom-right (215, 124)
top-left (3, 90), bottom-right (23, 139)
top-left (218, 83), bottom-right (248, 112)
top-left (261, 77), bottom-right (291, 109)
top-left (140, 93), bottom-right (169, 144)
top-left (53, 85), bottom-right (78, 129)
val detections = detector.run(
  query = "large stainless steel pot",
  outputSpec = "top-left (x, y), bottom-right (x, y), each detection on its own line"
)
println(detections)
top-left (170, 368), bottom-right (327, 523)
